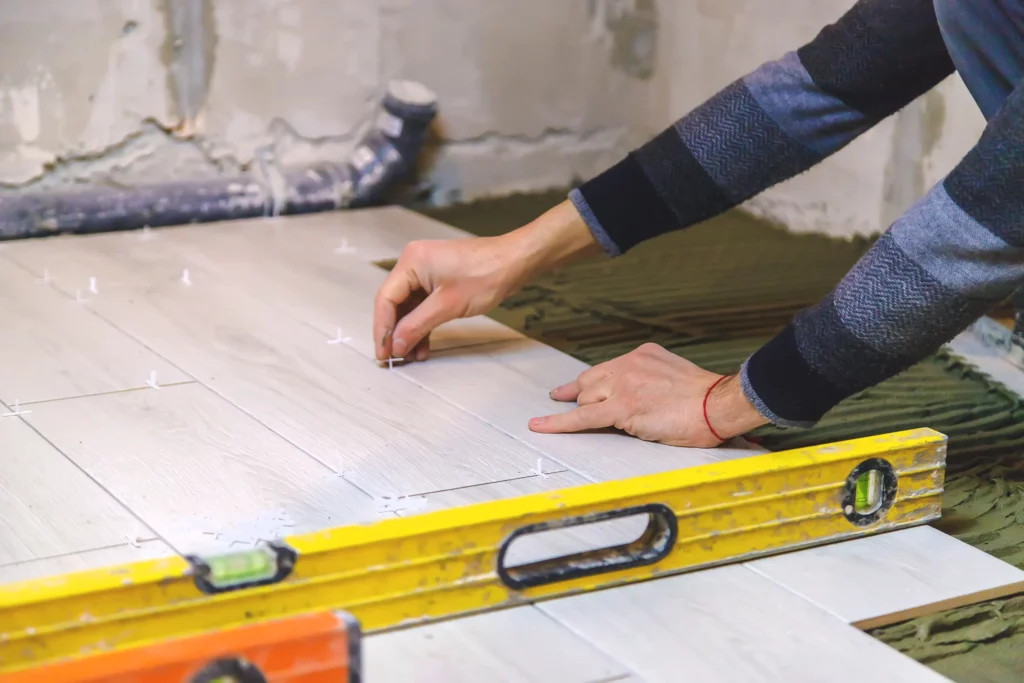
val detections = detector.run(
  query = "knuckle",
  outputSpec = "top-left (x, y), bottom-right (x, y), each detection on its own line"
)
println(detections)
top-left (621, 373), bottom-right (643, 392)
top-left (612, 405), bottom-right (635, 432)
top-left (609, 395), bottom-right (635, 419)
top-left (439, 287), bottom-right (464, 309)
top-left (404, 240), bottom-right (427, 258)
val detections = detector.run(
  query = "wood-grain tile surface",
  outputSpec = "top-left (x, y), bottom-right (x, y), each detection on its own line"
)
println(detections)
top-left (22, 384), bottom-right (378, 554)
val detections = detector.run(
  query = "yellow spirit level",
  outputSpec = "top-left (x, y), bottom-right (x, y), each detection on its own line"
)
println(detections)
top-left (0, 428), bottom-right (945, 675)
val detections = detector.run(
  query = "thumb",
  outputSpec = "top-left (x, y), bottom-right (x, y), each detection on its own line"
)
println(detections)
top-left (391, 288), bottom-right (463, 357)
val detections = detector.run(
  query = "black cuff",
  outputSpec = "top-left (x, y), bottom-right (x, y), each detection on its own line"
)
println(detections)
top-left (574, 153), bottom-right (679, 254)
top-left (742, 324), bottom-right (846, 427)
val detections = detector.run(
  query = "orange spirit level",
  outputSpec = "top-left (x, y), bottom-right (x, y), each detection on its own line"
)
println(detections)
top-left (0, 610), bottom-right (360, 683)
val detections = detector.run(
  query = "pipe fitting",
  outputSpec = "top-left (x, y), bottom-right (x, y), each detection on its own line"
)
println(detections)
top-left (0, 80), bottom-right (438, 239)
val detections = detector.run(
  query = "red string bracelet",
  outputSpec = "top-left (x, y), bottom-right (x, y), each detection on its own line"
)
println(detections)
top-left (703, 375), bottom-right (729, 442)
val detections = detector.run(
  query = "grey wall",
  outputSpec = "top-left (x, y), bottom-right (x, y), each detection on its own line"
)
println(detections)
top-left (0, 0), bottom-right (660, 204)
top-left (0, 0), bottom-right (991, 236)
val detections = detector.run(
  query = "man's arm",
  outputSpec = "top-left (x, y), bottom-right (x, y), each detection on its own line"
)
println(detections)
top-left (573, 0), bottom-right (953, 256)
top-left (743, 76), bottom-right (1024, 428)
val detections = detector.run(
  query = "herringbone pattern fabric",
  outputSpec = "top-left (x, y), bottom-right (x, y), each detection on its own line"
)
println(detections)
top-left (833, 233), bottom-right (981, 356)
top-left (573, 0), bottom-right (1024, 427)
top-left (633, 127), bottom-right (731, 231)
top-left (676, 81), bottom-right (821, 203)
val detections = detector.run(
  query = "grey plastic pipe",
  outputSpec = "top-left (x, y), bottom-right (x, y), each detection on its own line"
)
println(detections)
top-left (0, 80), bottom-right (438, 239)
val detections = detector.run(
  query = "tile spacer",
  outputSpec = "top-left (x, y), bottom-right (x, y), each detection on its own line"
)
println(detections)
top-left (327, 326), bottom-right (352, 345)
top-left (334, 238), bottom-right (356, 255)
top-left (124, 523), bottom-right (142, 548)
top-left (532, 457), bottom-right (549, 479)
top-left (146, 371), bottom-right (161, 390)
top-left (2, 399), bottom-right (31, 417)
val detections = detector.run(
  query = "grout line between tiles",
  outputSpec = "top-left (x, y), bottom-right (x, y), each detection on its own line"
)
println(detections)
top-left (397, 340), bottom-right (739, 468)
top-left (4, 242), bottom-right (553, 506)
top-left (7, 233), bottom-right (602, 494)
top-left (3, 258), bottom-right (376, 501)
top-left (388, 364), bottom-right (595, 483)
top-left (3, 236), bottom-right (703, 545)
top-left (1, 397), bottom-right (182, 556)
top-left (390, 471), bottom-right (575, 507)
top-left (116, 257), bottom-right (582, 494)
top-left (4, 254), bottom-right (201, 386)
top-left (741, 562), bottom-right (849, 623)
top-left (12, 380), bottom-right (197, 407)
top-left (0, 538), bottom-right (169, 571)
top-left (117, 235), bottom-right (583, 486)
top-left (532, 602), bottom-right (646, 682)
top-left (126, 381), bottom-right (377, 510)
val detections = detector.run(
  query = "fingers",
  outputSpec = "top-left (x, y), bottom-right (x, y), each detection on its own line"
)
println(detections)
top-left (411, 335), bottom-right (430, 362)
top-left (391, 288), bottom-right (461, 358)
top-left (373, 266), bottom-right (418, 360)
top-left (529, 402), bottom-right (615, 434)
top-left (550, 382), bottom-right (607, 405)
top-left (575, 387), bottom-right (609, 406)
top-left (550, 362), bottom-right (614, 402)
top-left (549, 380), bottom-right (579, 402)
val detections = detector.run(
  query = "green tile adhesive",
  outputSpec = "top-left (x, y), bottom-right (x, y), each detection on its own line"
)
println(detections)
top-left (419, 192), bottom-right (1024, 683)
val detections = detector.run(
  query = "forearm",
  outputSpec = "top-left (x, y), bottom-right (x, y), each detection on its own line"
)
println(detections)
top-left (743, 79), bottom-right (1024, 427)
top-left (495, 199), bottom-right (606, 300)
top-left (573, 0), bottom-right (953, 256)
top-left (514, 200), bottom-right (603, 275)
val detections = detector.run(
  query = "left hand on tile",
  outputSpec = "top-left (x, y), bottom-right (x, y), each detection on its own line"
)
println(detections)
top-left (528, 343), bottom-right (768, 448)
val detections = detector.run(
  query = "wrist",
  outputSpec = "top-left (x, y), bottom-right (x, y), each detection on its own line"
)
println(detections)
top-left (705, 374), bottom-right (769, 441)
top-left (512, 200), bottom-right (601, 279)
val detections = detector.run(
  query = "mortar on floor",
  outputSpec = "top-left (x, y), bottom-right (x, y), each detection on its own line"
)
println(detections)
top-left (417, 190), bottom-right (1024, 683)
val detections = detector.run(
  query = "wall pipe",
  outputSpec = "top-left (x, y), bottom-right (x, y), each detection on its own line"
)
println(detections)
top-left (0, 81), bottom-right (438, 240)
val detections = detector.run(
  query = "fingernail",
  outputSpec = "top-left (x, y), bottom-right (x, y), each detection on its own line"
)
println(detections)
top-left (393, 337), bottom-right (407, 356)
top-left (529, 417), bottom-right (543, 428)
top-left (416, 346), bottom-right (428, 362)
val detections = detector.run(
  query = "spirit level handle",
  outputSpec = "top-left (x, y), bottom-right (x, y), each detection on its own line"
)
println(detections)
top-left (496, 503), bottom-right (678, 590)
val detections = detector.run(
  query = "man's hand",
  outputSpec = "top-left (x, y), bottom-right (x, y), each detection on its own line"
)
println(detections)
top-left (373, 235), bottom-right (523, 361)
top-left (373, 200), bottom-right (600, 361)
top-left (529, 343), bottom-right (768, 447)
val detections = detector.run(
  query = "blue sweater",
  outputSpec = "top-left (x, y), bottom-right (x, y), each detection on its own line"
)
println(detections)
top-left (570, 0), bottom-right (1024, 428)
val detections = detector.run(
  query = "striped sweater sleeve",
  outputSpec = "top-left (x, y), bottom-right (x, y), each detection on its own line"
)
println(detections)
top-left (745, 79), bottom-right (1024, 426)
top-left (569, 0), bottom-right (954, 256)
